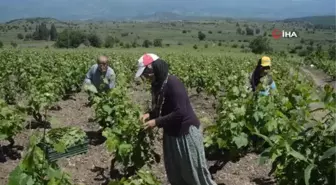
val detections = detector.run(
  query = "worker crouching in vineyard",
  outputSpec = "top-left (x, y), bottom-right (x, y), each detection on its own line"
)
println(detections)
top-left (135, 53), bottom-right (216, 185)
top-left (84, 55), bottom-right (116, 103)
top-left (250, 56), bottom-right (276, 96)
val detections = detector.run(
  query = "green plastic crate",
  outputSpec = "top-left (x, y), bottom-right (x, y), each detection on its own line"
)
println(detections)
top-left (37, 137), bottom-right (89, 162)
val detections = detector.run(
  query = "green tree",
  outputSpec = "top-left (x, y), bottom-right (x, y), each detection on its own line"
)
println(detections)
top-left (245, 27), bottom-right (254, 36)
top-left (83, 39), bottom-right (90, 47)
top-left (121, 32), bottom-right (129, 37)
top-left (32, 23), bottom-right (49, 40)
top-left (24, 34), bottom-right (32, 41)
top-left (198, 31), bottom-right (206, 41)
top-left (54, 29), bottom-right (86, 48)
top-left (50, 23), bottom-right (58, 41)
top-left (328, 44), bottom-right (335, 60)
top-left (10, 41), bottom-right (17, 48)
top-left (309, 40), bottom-right (314, 46)
top-left (104, 36), bottom-right (118, 48)
top-left (124, 43), bottom-right (131, 48)
top-left (17, 33), bottom-right (24, 39)
top-left (87, 33), bottom-right (102, 48)
top-left (0, 40), bottom-right (3, 48)
top-left (300, 38), bottom-right (305, 44)
top-left (237, 27), bottom-right (242, 35)
top-left (131, 40), bottom-right (138, 48)
top-left (249, 36), bottom-right (272, 54)
top-left (255, 28), bottom-right (261, 34)
top-left (153, 39), bottom-right (162, 47)
top-left (315, 44), bottom-right (324, 59)
top-left (142, 40), bottom-right (152, 48)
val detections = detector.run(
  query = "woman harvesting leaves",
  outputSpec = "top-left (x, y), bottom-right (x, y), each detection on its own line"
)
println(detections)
top-left (135, 53), bottom-right (216, 185)
top-left (250, 56), bottom-right (276, 96)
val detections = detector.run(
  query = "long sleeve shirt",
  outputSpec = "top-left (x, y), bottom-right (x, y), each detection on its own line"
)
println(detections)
top-left (84, 64), bottom-right (116, 92)
top-left (259, 81), bottom-right (276, 96)
top-left (150, 75), bottom-right (200, 137)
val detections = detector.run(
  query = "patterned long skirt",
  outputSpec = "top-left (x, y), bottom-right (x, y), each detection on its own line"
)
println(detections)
top-left (163, 125), bottom-right (217, 185)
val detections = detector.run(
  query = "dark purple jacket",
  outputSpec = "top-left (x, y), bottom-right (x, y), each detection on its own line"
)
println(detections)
top-left (150, 75), bottom-right (200, 136)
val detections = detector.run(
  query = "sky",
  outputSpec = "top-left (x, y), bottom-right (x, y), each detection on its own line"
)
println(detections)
top-left (0, 0), bottom-right (335, 22)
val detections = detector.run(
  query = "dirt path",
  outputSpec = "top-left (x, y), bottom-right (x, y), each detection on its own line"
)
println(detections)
top-left (300, 66), bottom-right (336, 91)
top-left (0, 91), bottom-right (274, 185)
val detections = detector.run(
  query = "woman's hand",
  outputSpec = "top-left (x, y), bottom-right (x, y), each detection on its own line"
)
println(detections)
top-left (143, 119), bottom-right (156, 129)
top-left (140, 113), bottom-right (150, 123)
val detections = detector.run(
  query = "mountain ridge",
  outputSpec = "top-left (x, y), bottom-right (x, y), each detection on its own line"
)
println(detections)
top-left (0, 0), bottom-right (334, 22)
top-left (3, 13), bottom-right (335, 26)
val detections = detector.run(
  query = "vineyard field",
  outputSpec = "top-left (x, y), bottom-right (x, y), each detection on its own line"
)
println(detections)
top-left (0, 48), bottom-right (335, 185)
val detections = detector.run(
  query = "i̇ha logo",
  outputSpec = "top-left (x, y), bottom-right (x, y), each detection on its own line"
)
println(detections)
top-left (272, 29), bottom-right (298, 39)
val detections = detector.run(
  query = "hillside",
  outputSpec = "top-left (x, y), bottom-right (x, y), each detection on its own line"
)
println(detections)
top-left (282, 15), bottom-right (336, 25)
top-left (5, 17), bottom-right (67, 25)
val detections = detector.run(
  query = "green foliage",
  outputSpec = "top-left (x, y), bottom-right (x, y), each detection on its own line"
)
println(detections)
top-left (328, 44), bottom-right (335, 60)
top-left (87, 33), bottom-right (102, 48)
top-left (255, 28), bottom-right (261, 34)
top-left (0, 40), bottom-right (3, 48)
top-left (249, 36), bottom-right (272, 54)
top-left (131, 40), bottom-right (138, 48)
top-left (105, 36), bottom-right (119, 48)
top-left (198, 31), bottom-right (206, 41)
top-left (44, 127), bottom-right (87, 153)
top-left (0, 48), bottom-right (335, 185)
top-left (300, 38), bottom-right (305, 44)
top-left (121, 32), bottom-right (129, 37)
top-left (298, 49), bottom-right (308, 57)
top-left (237, 27), bottom-right (242, 34)
top-left (32, 23), bottom-right (50, 41)
top-left (17, 33), bottom-right (24, 40)
top-left (54, 29), bottom-right (86, 48)
top-left (25, 34), bottom-right (32, 41)
top-left (257, 85), bottom-right (336, 185)
top-left (50, 24), bottom-right (58, 41)
top-left (245, 27), bottom-right (254, 35)
top-left (10, 41), bottom-right (18, 48)
top-left (8, 134), bottom-right (73, 185)
top-left (153, 39), bottom-right (162, 47)
top-left (0, 100), bottom-right (26, 142)
top-left (142, 40), bottom-right (152, 48)
top-left (92, 72), bottom-right (158, 175)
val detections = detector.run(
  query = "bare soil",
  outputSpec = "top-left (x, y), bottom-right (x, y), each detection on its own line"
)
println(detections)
top-left (300, 66), bottom-right (336, 91)
top-left (300, 66), bottom-right (336, 121)
top-left (0, 89), bottom-right (275, 185)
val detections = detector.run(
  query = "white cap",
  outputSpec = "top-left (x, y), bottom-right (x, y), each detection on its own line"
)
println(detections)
top-left (135, 53), bottom-right (159, 78)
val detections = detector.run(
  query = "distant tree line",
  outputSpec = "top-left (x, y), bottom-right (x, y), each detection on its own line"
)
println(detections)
top-left (54, 29), bottom-right (165, 49)
top-left (31, 23), bottom-right (58, 41)
top-left (18, 23), bottom-right (58, 41)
